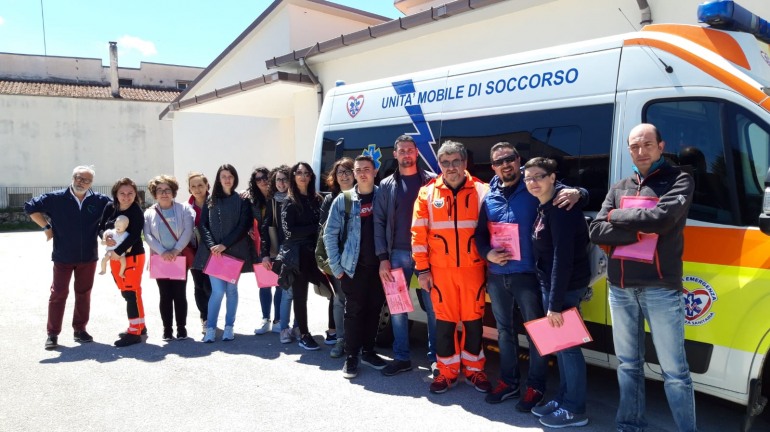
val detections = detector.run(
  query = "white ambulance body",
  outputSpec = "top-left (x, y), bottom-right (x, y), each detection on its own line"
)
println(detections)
top-left (313, 1), bottom-right (770, 423)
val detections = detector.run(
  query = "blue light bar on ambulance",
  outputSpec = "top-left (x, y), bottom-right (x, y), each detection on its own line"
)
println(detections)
top-left (698, 0), bottom-right (770, 44)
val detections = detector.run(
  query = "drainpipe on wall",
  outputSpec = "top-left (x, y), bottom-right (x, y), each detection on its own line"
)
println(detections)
top-left (636, 0), bottom-right (652, 25)
top-left (109, 41), bottom-right (120, 98)
top-left (299, 57), bottom-right (323, 113)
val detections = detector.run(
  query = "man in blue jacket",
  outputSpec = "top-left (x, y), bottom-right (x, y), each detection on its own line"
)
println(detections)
top-left (374, 135), bottom-right (438, 377)
top-left (476, 142), bottom-right (584, 411)
top-left (25, 166), bottom-right (111, 350)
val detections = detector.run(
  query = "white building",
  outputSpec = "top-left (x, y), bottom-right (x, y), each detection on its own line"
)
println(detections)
top-left (163, 0), bottom-right (770, 198)
top-left (0, 46), bottom-right (202, 207)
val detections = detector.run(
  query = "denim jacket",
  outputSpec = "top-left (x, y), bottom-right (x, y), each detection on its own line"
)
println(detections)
top-left (324, 185), bottom-right (378, 278)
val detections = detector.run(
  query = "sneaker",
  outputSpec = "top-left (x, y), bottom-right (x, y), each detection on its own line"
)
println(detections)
top-left (430, 361), bottom-right (440, 378)
top-left (539, 408), bottom-right (588, 428)
top-left (360, 351), bottom-right (387, 370)
top-left (254, 318), bottom-right (270, 335)
top-left (201, 320), bottom-right (207, 335)
top-left (516, 386), bottom-right (545, 412)
top-left (114, 333), bottom-right (142, 347)
top-left (382, 359), bottom-right (413, 376)
top-left (163, 328), bottom-right (174, 341)
top-left (429, 374), bottom-right (457, 394)
top-left (177, 327), bottom-right (188, 340)
top-left (324, 330), bottom-right (337, 345)
top-left (330, 339), bottom-right (345, 358)
top-left (280, 328), bottom-right (293, 344)
top-left (342, 355), bottom-right (359, 379)
top-left (485, 381), bottom-right (520, 404)
top-left (45, 335), bottom-right (58, 350)
top-left (222, 326), bottom-right (235, 341)
top-left (73, 330), bottom-right (93, 343)
top-left (119, 327), bottom-right (147, 338)
top-left (203, 327), bottom-right (216, 343)
top-left (465, 371), bottom-right (492, 393)
top-left (532, 400), bottom-right (561, 418)
top-left (271, 320), bottom-right (281, 333)
top-left (298, 333), bottom-right (320, 351)
top-left (292, 327), bottom-right (301, 341)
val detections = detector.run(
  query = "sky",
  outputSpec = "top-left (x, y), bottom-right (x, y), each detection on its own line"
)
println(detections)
top-left (0, 0), bottom-right (401, 68)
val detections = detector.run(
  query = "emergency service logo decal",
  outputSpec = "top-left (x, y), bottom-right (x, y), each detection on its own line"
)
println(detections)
top-left (682, 275), bottom-right (718, 326)
top-left (347, 95), bottom-right (364, 118)
top-left (361, 144), bottom-right (382, 170)
top-left (432, 197), bottom-right (445, 209)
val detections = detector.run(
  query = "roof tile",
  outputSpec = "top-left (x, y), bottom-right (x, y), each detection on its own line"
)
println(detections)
top-left (0, 80), bottom-right (181, 102)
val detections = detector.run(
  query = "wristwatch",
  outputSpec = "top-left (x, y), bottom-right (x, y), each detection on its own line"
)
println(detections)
top-left (43, 224), bottom-right (51, 231)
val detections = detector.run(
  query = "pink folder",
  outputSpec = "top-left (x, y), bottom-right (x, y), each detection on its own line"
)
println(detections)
top-left (203, 253), bottom-right (244, 284)
top-left (523, 307), bottom-right (593, 356)
top-left (611, 196), bottom-right (659, 263)
top-left (381, 268), bottom-right (414, 315)
top-left (149, 255), bottom-right (187, 280)
top-left (489, 222), bottom-right (521, 261)
top-left (253, 264), bottom-right (279, 288)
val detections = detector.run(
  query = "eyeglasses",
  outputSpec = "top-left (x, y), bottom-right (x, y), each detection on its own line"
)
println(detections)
top-left (276, 177), bottom-right (288, 183)
top-left (439, 159), bottom-right (465, 169)
top-left (523, 173), bottom-right (550, 184)
top-left (254, 176), bottom-right (268, 183)
top-left (73, 176), bottom-right (93, 184)
top-left (491, 154), bottom-right (518, 167)
top-left (156, 188), bottom-right (173, 195)
top-left (294, 171), bottom-right (311, 177)
top-left (336, 169), bottom-right (353, 177)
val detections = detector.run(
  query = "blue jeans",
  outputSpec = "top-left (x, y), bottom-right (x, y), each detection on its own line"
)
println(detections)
top-left (207, 276), bottom-right (238, 328)
top-left (609, 285), bottom-right (697, 432)
top-left (487, 272), bottom-right (547, 391)
top-left (259, 287), bottom-right (282, 321)
top-left (279, 287), bottom-right (297, 331)
top-left (390, 249), bottom-right (437, 362)
top-left (542, 288), bottom-right (587, 414)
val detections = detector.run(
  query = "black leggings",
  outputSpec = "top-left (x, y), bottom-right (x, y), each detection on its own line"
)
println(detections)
top-left (190, 268), bottom-right (211, 321)
top-left (157, 278), bottom-right (188, 329)
top-left (291, 247), bottom-right (319, 335)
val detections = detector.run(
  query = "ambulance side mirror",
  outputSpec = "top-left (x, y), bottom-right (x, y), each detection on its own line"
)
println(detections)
top-left (759, 167), bottom-right (770, 235)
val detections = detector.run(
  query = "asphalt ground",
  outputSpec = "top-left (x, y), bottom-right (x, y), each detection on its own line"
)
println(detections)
top-left (1, 231), bottom-right (767, 432)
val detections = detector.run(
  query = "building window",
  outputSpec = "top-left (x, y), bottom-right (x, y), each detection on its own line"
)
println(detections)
top-left (177, 81), bottom-right (190, 90)
top-left (118, 78), bottom-right (133, 87)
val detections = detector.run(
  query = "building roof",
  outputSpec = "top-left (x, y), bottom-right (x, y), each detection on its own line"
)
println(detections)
top-left (0, 80), bottom-right (181, 103)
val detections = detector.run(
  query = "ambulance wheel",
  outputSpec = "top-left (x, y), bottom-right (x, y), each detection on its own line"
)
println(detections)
top-left (376, 304), bottom-right (394, 348)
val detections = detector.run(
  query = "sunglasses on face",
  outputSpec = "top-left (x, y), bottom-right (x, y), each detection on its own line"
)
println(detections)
top-left (294, 171), bottom-right (311, 177)
top-left (254, 176), bottom-right (268, 183)
top-left (491, 154), bottom-right (518, 167)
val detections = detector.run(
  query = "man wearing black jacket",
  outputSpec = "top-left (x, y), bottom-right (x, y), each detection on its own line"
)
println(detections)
top-left (589, 124), bottom-right (697, 432)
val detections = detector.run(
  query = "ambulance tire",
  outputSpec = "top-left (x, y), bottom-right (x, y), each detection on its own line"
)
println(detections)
top-left (375, 304), bottom-right (414, 348)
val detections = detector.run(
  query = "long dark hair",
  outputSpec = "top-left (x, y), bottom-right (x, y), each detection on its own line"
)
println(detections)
top-left (210, 164), bottom-right (239, 208)
top-left (325, 157), bottom-right (354, 194)
top-left (287, 162), bottom-right (319, 210)
top-left (247, 166), bottom-right (270, 207)
top-left (110, 177), bottom-right (142, 208)
top-left (268, 165), bottom-right (290, 197)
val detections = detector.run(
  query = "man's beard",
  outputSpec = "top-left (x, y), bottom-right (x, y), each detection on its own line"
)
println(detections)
top-left (399, 159), bottom-right (415, 168)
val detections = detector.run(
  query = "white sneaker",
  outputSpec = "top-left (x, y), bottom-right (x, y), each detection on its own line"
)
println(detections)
top-left (203, 327), bottom-right (216, 343)
top-left (254, 318), bottom-right (270, 335)
top-left (223, 325), bottom-right (235, 341)
top-left (280, 328), bottom-right (293, 344)
top-left (271, 320), bottom-right (281, 333)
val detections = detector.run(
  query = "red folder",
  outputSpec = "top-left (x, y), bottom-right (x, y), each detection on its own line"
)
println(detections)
top-left (523, 307), bottom-right (592, 356)
top-left (381, 268), bottom-right (414, 314)
top-left (488, 222), bottom-right (521, 261)
top-left (203, 253), bottom-right (244, 284)
top-left (149, 255), bottom-right (187, 280)
top-left (253, 264), bottom-right (279, 288)
top-left (611, 196), bottom-right (659, 263)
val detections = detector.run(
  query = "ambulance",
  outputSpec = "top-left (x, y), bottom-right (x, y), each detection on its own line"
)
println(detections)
top-left (312, 1), bottom-right (770, 426)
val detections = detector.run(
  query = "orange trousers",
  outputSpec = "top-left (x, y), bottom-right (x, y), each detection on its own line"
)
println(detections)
top-left (430, 266), bottom-right (486, 380)
top-left (110, 254), bottom-right (146, 335)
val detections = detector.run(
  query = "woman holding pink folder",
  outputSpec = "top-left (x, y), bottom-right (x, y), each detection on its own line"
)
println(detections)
top-left (524, 157), bottom-right (591, 429)
top-left (143, 175), bottom-right (195, 341)
top-left (191, 164), bottom-right (254, 343)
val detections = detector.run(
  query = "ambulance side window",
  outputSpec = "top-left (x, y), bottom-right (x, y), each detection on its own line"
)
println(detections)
top-left (646, 99), bottom-right (770, 227)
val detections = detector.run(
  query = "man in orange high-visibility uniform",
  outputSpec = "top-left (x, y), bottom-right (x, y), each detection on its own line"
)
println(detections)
top-left (412, 140), bottom-right (491, 395)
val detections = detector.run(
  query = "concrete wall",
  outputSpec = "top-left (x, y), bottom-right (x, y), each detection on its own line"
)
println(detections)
top-left (171, 112), bottom-right (296, 199)
top-left (0, 94), bottom-right (173, 187)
